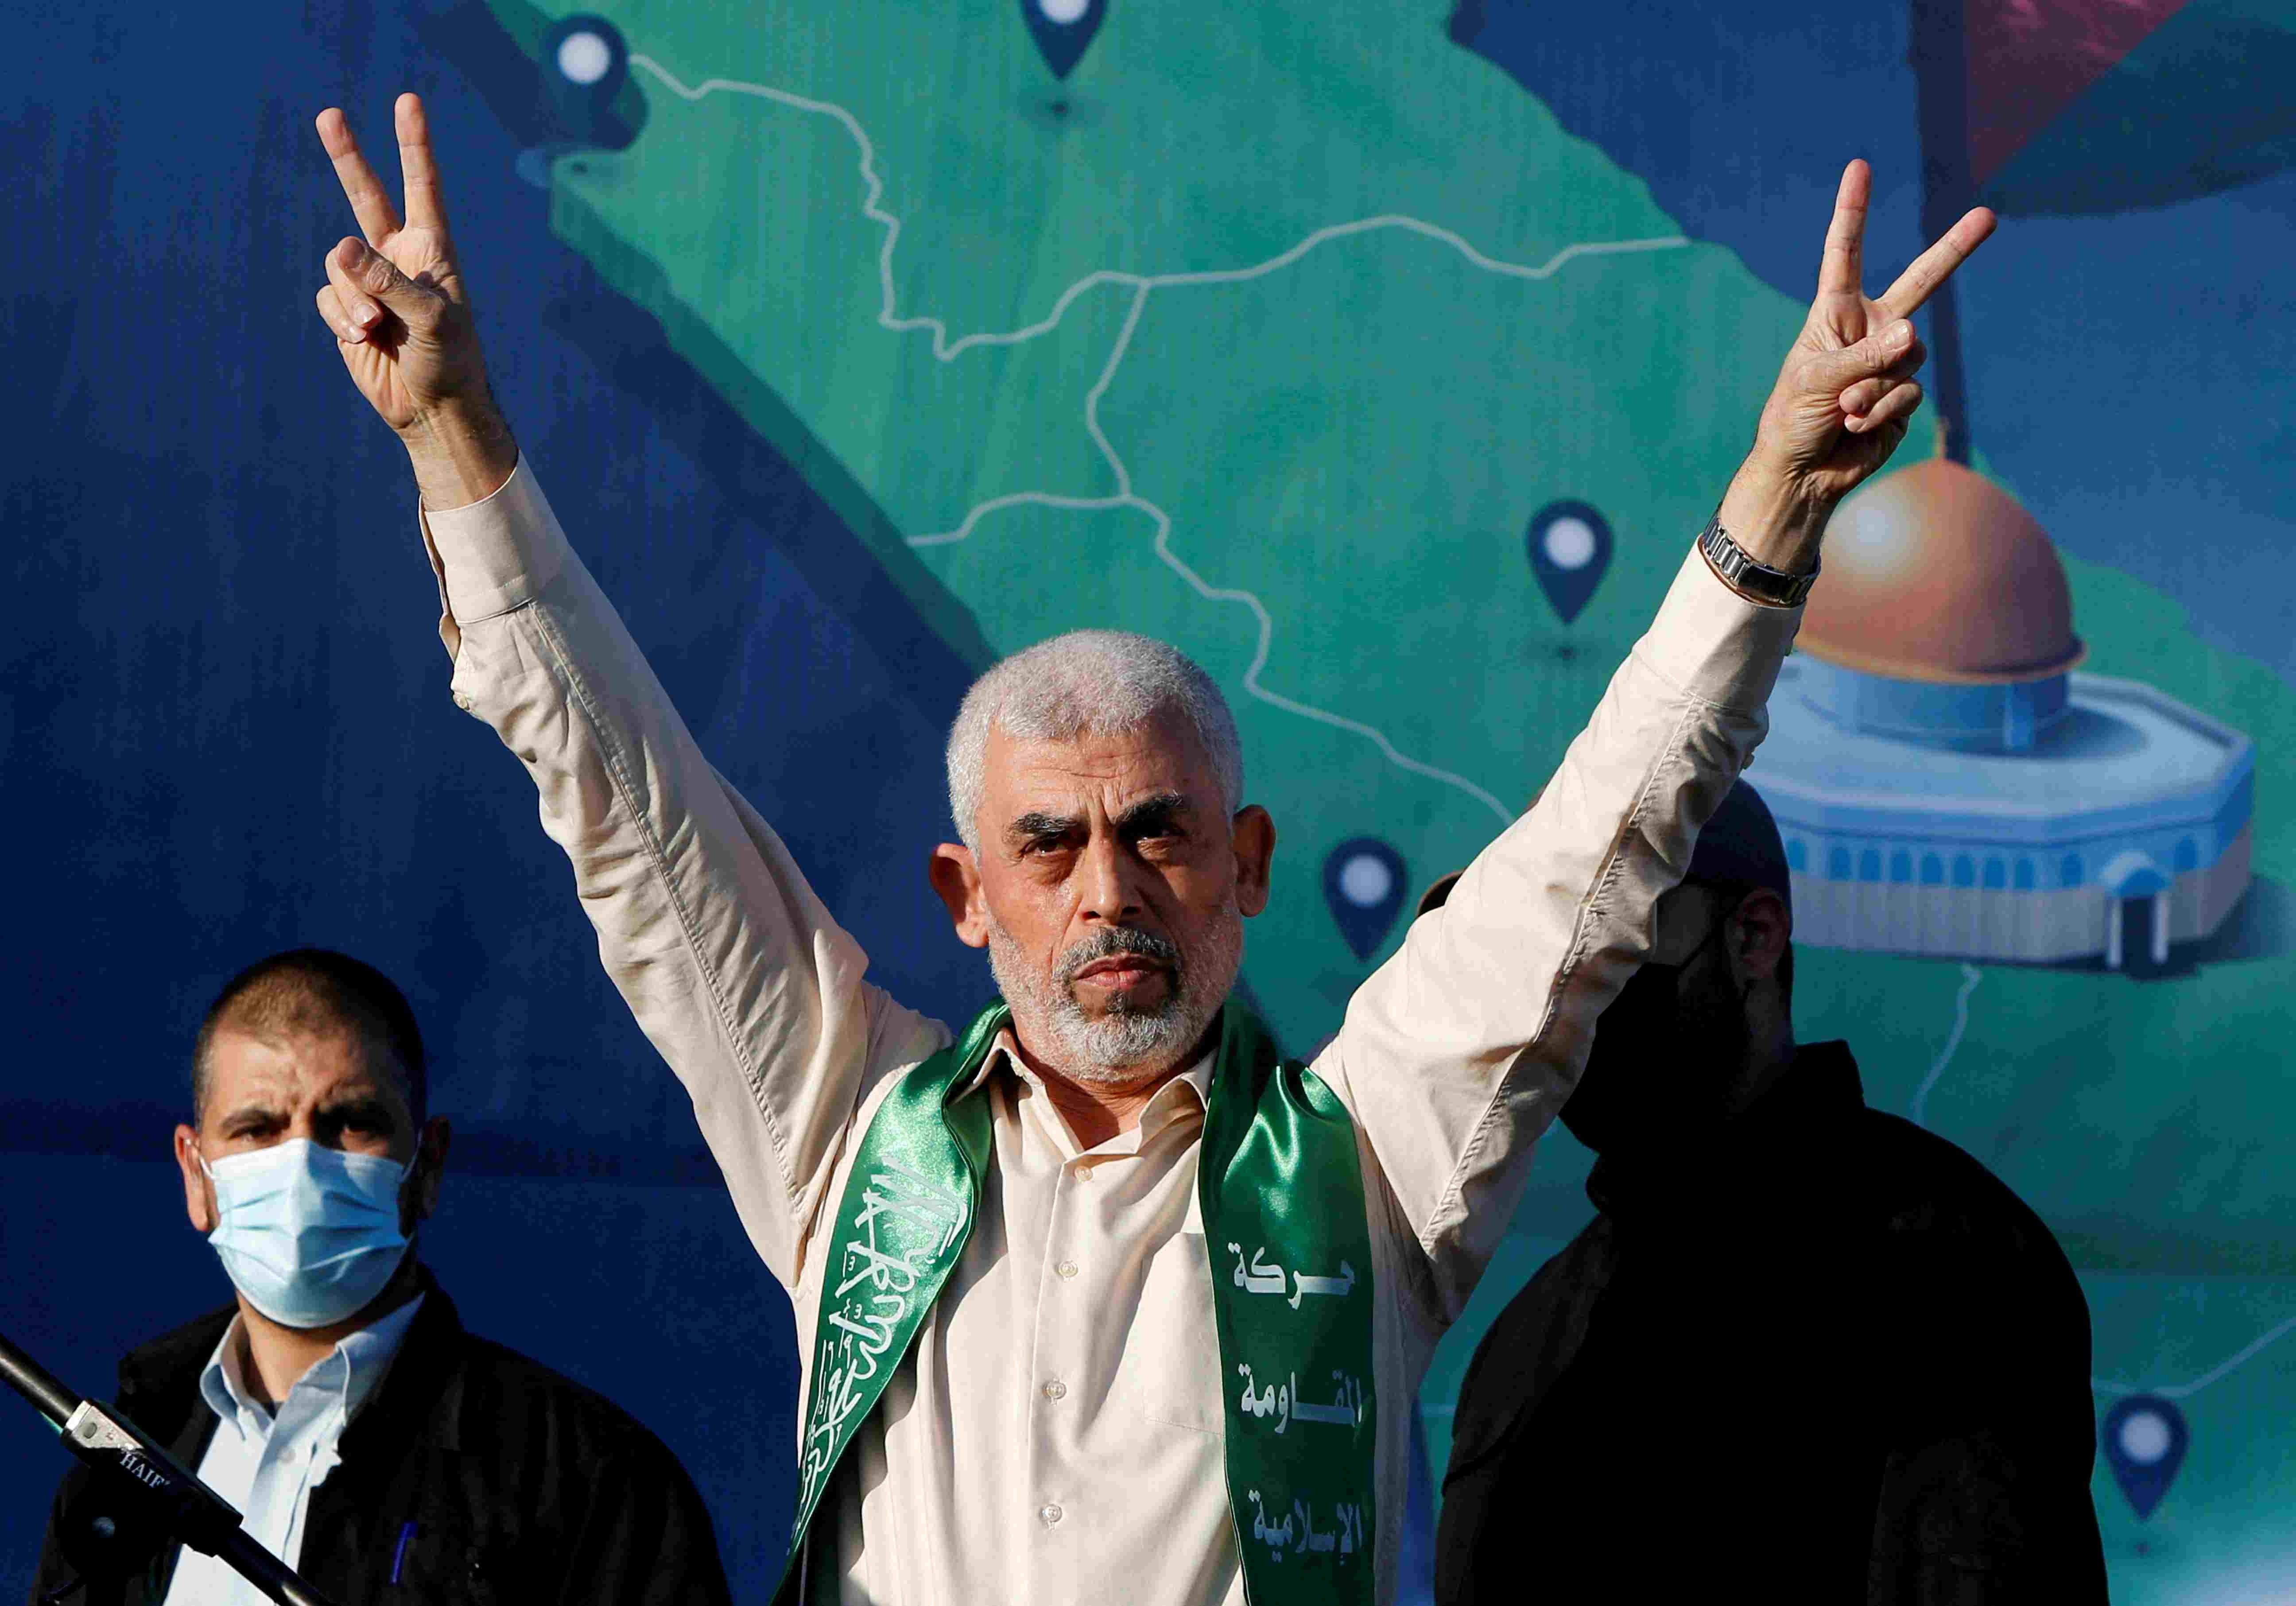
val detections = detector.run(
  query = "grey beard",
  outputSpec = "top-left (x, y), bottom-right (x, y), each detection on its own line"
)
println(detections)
top-left (986, 909), bottom-right (1243, 1086)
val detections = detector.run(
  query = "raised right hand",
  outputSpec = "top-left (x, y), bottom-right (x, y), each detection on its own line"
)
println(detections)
top-left (314, 94), bottom-right (514, 503)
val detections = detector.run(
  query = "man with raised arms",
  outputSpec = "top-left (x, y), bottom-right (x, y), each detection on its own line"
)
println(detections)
top-left (307, 93), bottom-right (1990, 1606)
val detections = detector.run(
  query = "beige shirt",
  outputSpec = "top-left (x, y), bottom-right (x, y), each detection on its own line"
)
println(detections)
top-left (419, 463), bottom-right (1800, 1606)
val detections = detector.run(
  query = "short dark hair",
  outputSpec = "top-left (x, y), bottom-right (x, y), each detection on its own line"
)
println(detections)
top-left (1687, 877), bottom-right (1795, 1007)
top-left (193, 949), bottom-right (427, 1127)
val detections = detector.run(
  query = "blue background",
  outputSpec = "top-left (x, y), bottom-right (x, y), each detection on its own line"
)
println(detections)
top-left (4, 1), bottom-right (2291, 1598)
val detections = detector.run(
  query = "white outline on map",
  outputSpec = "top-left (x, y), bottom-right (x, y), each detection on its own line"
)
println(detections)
top-left (629, 51), bottom-right (1691, 827)
top-left (1907, 963), bottom-right (1982, 1128)
top-left (2094, 1312), bottom-right (2296, 1401)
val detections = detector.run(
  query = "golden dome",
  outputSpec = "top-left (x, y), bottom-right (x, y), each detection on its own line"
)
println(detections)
top-left (1800, 456), bottom-right (2085, 684)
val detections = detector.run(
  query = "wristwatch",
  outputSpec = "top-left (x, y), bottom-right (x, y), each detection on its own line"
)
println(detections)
top-left (1696, 514), bottom-right (1819, 607)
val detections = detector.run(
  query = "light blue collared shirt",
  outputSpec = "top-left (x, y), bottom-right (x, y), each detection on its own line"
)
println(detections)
top-left (161, 1295), bottom-right (424, 1605)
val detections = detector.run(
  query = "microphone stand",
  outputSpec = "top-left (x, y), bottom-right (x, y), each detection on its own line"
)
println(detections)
top-left (0, 1323), bottom-right (340, 1606)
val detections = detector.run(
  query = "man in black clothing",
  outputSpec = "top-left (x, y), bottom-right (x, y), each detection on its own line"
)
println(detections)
top-left (1432, 783), bottom-right (2106, 1603)
top-left (27, 950), bottom-right (731, 1606)
top-left (30, 1273), bottom-right (729, 1606)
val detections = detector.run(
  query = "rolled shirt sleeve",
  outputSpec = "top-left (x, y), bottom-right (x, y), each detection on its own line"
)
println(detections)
top-left (417, 462), bottom-right (950, 1290)
top-left (1314, 550), bottom-right (1803, 1322)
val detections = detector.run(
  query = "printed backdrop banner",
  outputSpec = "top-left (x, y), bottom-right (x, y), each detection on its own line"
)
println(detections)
top-left (4, 3), bottom-right (2294, 1600)
top-left (1964, 0), bottom-right (2296, 213)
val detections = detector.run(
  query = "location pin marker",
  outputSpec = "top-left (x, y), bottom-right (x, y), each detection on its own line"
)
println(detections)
top-left (2101, 1395), bottom-right (2188, 1519)
top-left (1021, 0), bottom-right (1108, 81)
top-left (1526, 500), bottom-right (1614, 626)
top-left (542, 14), bottom-right (633, 146)
top-left (1324, 839), bottom-right (1408, 961)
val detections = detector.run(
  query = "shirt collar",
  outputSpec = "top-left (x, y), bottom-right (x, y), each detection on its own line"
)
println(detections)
top-left (970, 1027), bottom-right (1216, 1121)
top-left (198, 1292), bottom-right (428, 1431)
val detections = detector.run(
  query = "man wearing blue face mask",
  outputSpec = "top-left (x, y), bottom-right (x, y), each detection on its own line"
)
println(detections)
top-left (27, 949), bottom-right (733, 1606)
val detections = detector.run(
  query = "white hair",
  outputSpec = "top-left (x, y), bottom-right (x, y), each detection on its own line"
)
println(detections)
top-left (946, 630), bottom-right (1243, 849)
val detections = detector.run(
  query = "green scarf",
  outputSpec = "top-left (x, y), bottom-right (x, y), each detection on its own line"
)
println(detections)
top-left (774, 1001), bottom-right (1377, 1606)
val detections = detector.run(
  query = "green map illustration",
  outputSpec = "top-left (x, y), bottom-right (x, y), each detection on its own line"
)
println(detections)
top-left (489, 2), bottom-right (2296, 1592)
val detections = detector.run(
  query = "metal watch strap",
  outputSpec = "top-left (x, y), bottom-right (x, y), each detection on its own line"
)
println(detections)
top-left (1696, 514), bottom-right (1818, 607)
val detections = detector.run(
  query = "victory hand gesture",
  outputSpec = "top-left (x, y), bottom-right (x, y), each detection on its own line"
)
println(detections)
top-left (313, 93), bottom-right (515, 505)
top-left (1717, 161), bottom-right (1995, 574)
top-left (1765, 161), bottom-right (1995, 503)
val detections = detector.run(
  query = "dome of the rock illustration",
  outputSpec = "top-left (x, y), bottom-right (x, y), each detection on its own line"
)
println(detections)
top-left (1744, 438), bottom-right (2253, 974)
top-left (1801, 456), bottom-right (2085, 683)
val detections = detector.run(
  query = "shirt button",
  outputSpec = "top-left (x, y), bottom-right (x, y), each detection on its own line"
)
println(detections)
top-left (1055, 1260), bottom-right (1078, 1280)
top-left (1039, 1503), bottom-right (1064, 1527)
top-left (1042, 1380), bottom-right (1067, 1401)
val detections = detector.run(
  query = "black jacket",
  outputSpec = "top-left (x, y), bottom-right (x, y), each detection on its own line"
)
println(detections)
top-left (1436, 1043), bottom-right (2107, 1604)
top-left (29, 1272), bottom-right (733, 1606)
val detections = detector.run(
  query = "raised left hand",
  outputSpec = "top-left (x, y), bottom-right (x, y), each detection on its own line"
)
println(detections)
top-left (1755, 160), bottom-right (1996, 506)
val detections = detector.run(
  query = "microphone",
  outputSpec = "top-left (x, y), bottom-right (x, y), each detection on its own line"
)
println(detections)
top-left (1, 1325), bottom-right (340, 1606)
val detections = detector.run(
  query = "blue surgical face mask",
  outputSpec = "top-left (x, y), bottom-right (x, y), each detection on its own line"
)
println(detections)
top-left (198, 1138), bottom-right (413, 1329)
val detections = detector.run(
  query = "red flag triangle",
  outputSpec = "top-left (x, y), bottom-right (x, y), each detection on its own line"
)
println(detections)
top-left (1966, 0), bottom-right (2196, 185)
